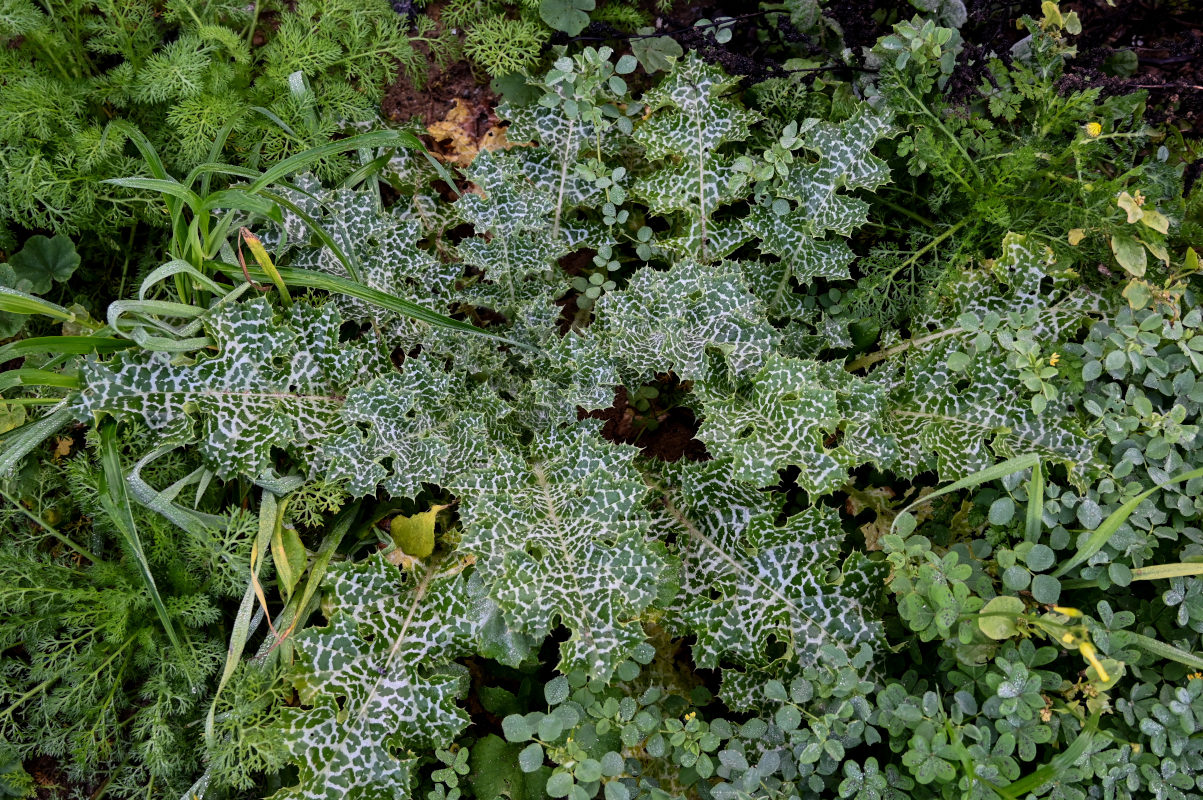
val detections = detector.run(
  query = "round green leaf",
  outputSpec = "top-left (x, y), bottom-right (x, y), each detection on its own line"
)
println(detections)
top-left (1031, 573), bottom-right (1061, 604)
top-left (545, 676), bottom-right (570, 706)
top-left (775, 705), bottom-right (801, 731)
top-left (539, 0), bottom-right (595, 35)
top-left (600, 751), bottom-right (624, 777)
top-left (546, 772), bottom-right (574, 798)
top-left (7, 235), bottom-right (81, 295)
top-left (519, 743), bottom-right (545, 773)
top-left (574, 759), bottom-right (603, 783)
top-left (989, 497), bottom-right (1016, 526)
top-left (1025, 544), bottom-right (1055, 572)
top-left (604, 782), bottom-right (629, 800)
top-left (502, 714), bottom-right (533, 742)
top-left (978, 596), bottom-right (1024, 640)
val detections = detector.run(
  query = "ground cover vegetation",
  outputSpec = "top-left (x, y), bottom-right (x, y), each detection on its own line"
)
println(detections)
top-left (1, 0), bottom-right (1203, 799)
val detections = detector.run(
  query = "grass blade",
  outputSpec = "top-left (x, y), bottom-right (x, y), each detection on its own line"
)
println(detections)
top-left (0, 368), bottom-right (80, 393)
top-left (0, 287), bottom-right (76, 321)
top-left (1124, 631), bottom-right (1203, 670)
top-left (104, 177), bottom-right (202, 208)
top-left (213, 262), bottom-right (530, 348)
top-left (0, 403), bottom-right (73, 476)
top-left (994, 712), bottom-right (1100, 799)
top-left (247, 130), bottom-right (423, 193)
top-left (97, 421), bottom-right (182, 649)
top-left (1129, 563), bottom-right (1203, 581)
top-left (1053, 466), bottom-right (1203, 577)
top-left (0, 336), bottom-right (135, 365)
top-left (1025, 459), bottom-right (1044, 542)
top-left (893, 454), bottom-right (1040, 533)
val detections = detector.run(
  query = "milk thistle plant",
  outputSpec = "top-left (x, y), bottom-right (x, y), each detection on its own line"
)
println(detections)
top-left (1, 4), bottom-right (1203, 800)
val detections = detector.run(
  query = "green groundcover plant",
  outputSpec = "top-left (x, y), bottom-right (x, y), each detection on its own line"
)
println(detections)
top-left (1, 3), bottom-right (1202, 800)
top-left (0, 0), bottom-right (456, 264)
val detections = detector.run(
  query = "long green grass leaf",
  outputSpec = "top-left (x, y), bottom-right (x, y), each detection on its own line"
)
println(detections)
top-left (1130, 563), bottom-right (1203, 581)
top-left (0, 287), bottom-right (75, 321)
top-left (1124, 631), bottom-right (1203, 670)
top-left (0, 336), bottom-right (135, 365)
top-left (994, 712), bottom-right (1100, 799)
top-left (247, 130), bottom-right (423, 193)
top-left (1025, 459), bottom-right (1044, 542)
top-left (0, 403), bottom-right (72, 476)
top-left (0, 369), bottom-right (79, 393)
top-left (1053, 466), bottom-right (1203, 577)
top-left (213, 262), bottom-right (529, 348)
top-left (893, 453), bottom-right (1040, 533)
top-left (104, 176), bottom-right (202, 208)
top-left (97, 421), bottom-right (182, 649)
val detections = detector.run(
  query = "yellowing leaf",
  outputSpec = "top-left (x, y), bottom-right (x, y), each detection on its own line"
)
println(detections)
top-left (1139, 208), bottom-right (1170, 234)
top-left (390, 505), bottom-right (449, 559)
top-left (427, 99), bottom-right (519, 166)
top-left (0, 401), bottom-right (26, 434)
top-left (272, 520), bottom-right (308, 599)
top-left (1144, 238), bottom-right (1169, 265)
top-left (978, 595), bottom-right (1024, 640)
top-left (1116, 191), bottom-right (1143, 224)
top-left (1067, 228), bottom-right (1086, 246)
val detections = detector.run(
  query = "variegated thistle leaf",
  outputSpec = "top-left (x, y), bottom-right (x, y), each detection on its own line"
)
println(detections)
top-left (455, 149), bottom-right (570, 314)
top-left (457, 422), bottom-right (668, 680)
top-left (74, 298), bottom-right (376, 479)
top-left (321, 355), bottom-right (514, 499)
top-left (869, 234), bottom-right (1099, 481)
top-left (632, 53), bottom-right (759, 261)
top-left (695, 353), bottom-right (896, 492)
top-left (654, 460), bottom-right (881, 705)
top-left (883, 345), bottom-right (1095, 481)
top-left (279, 556), bottom-right (482, 800)
top-left (742, 108), bottom-right (894, 318)
top-left (272, 176), bottom-right (459, 324)
top-left (592, 260), bottom-right (776, 384)
top-left (499, 100), bottom-right (603, 210)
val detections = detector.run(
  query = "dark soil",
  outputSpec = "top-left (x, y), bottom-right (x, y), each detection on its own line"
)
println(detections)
top-left (1065, 0), bottom-right (1203, 133)
top-left (582, 384), bottom-right (709, 463)
top-left (383, 55), bottom-right (496, 129)
top-left (26, 755), bottom-right (69, 800)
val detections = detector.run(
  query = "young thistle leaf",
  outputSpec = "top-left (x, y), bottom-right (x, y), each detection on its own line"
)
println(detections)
top-left (458, 422), bottom-right (668, 680)
top-left (593, 260), bottom-right (776, 384)
top-left (280, 556), bottom-right (481, 800)
top-left (75, 299), bottom-right (373, 479)
top-left (696, 354), bottom-right (896, 492)
top-left (633, 53), bottom-right (760, 261)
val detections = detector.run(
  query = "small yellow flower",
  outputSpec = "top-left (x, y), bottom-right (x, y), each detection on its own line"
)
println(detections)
top-left (1079, 641), bottom-right (1110, 683)
top-left (1049, 353), bottom-right (1061, 366)
top-left (1052, 606), bottom-right (1083, 617)
top-left (1188, 672), bottom-right (1203, 682)
top-left (1085, 122), bottom-right (1102, 138)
